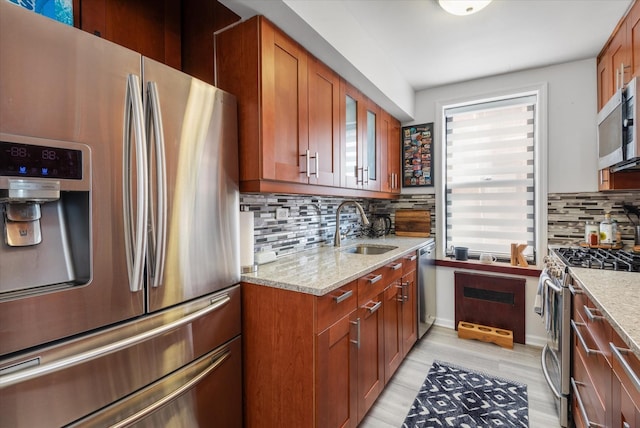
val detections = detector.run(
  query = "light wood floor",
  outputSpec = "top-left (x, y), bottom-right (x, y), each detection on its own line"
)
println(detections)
top-left (359, 325), bottom-right (561, 428)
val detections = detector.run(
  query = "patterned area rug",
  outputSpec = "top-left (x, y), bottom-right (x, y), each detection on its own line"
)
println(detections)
top-left (402, 360), bottom-right (529, 427)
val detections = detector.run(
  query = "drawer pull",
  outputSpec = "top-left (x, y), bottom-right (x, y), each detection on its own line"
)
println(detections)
top-left (571, 320), bottom-right (603, 356)
top-left (583, 305), bottom-right (604, 322)
top-left (367, 274), bottom-right (383, 285)
top-left (571, 377), bottom-right (606, 428)
top-left (404, 254), bottom-right (417, 262)
top-left (389, 262), bottom-right (403, 271)
top-left (350, 318), bottom-right (361, 349)
top-left (610, 342), bottom-right (640, 393)
top-left (364, 300), bottom-right (382, 314)
top-left (333, 289), bottom-right (353, 304)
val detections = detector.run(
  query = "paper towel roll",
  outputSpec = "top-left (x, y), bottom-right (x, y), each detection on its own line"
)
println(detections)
top-left (239, 211), bottom-right (255, 271)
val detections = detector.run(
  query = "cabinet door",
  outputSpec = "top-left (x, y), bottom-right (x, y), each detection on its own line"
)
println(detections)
top-left (400, 269), bottom-right (418, 356)
top-left (308, 58), bottom-right (340, 187)
top-left (316, 312), bottom-right (358, 428)
top-left (78, 0), bottom-right (181, 69)
top-left (363, 99), bottom-right (381, 191)
top-left (383, 281), bottom-right (402, 384)
top-left (340, 81), bottom-right (363, 189)
top-left (261, 22), bottom-right (309, 183)
top-left (629, 2), bottom-right (640, 79)
top-left (356, 295), bottom-right (385, 422)
top-left (380, 112), bottom-right (401, 193)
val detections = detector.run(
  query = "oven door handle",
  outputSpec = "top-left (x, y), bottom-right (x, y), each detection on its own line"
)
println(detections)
top-left (544, 277), bottom-right (563, 294)
top-left (0, 294), bottom-right (230, 388)
top-left (541, 344), bottom-right (562, 400)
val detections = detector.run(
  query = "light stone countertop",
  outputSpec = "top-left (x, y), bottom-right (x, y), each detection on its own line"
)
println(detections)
top-left (241, 236), bottom-right (434, 296)
top-left (569, 267), bottom-right (640, 359)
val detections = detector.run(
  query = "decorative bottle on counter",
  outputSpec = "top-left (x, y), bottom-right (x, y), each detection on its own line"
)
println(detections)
top-left (599, 213), bottom-right (614, 244)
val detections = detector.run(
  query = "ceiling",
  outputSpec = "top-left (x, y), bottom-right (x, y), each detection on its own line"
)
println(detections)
top-left (218, 0), bottom-right (634, 121)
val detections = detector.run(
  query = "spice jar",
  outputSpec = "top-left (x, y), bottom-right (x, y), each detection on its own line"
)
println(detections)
top-left (589, 231), bottom-right (599, 246)
top-left (584, 221), bottom-right (599, 243)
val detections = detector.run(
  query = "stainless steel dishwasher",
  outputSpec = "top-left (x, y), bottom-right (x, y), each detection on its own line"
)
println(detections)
top-left (417, 241), bottom-right (436, 338)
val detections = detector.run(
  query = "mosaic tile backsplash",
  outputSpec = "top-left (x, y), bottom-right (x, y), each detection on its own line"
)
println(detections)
top-left (240, 191), bottom-right (640, 258)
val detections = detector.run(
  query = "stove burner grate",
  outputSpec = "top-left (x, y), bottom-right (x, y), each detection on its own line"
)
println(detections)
top-left (554, 247), bottom-right (640, 272)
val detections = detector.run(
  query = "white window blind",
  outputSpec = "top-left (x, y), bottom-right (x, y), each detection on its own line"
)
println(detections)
top-left (445, 95), bottom-right (536, 260)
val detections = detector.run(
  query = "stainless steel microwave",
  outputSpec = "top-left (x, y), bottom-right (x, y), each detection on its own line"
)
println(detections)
top-left (597, 76), bottom-right (639, 172)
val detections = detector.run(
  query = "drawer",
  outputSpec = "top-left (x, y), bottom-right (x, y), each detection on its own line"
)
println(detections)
top-left (382, 257), bottom-right (405, 284)
top-left (317, 280), bottom-right (358, 334)
top-left (572, 349), bottom-right (606, 428)
top-left (572, 318), bottom-right (611, 405)
top-left (610, 329), bottom-right (640, 405)
top-left (402, 252), bottom-right (417, 275)
top-left (358, 267), bottom-right (387, 306)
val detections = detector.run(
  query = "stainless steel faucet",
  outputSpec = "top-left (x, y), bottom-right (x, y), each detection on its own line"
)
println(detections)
top-left (333, 200), bottom-right (370, 247)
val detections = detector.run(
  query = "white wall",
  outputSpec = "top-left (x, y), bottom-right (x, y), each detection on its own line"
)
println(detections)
top-left (410, 60), bottom-right (599, 343)
top-left (434, 267), bottom-right (547, 347)
top-left (403, 58), bottom-right (598, 194)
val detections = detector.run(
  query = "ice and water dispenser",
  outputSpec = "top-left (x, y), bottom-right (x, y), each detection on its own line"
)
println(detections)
top-left (0, 137), bottom-right (91, 298)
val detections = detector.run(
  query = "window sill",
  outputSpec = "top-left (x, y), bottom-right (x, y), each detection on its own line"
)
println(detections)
top-left (436, 258), bottom-right (542, 278)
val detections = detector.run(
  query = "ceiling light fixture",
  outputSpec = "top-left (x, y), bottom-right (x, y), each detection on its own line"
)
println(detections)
top-left (438, 0), bottom-right (492, 16)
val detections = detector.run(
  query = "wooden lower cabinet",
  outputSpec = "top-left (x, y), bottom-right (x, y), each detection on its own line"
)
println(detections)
top-left (317, 312), bottom-right (358, 428)
top-left (571, 277), bottom-right (640, 428)
top-left (611, 329), bottom-right (640, 428)
top-left (242, 254), bottom-right (418, 428)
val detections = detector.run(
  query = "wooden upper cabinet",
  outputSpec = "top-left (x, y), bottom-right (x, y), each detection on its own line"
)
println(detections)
top-left (215, 16), bottom-right (347, 192)
top-left (308, 58), bottom-right (341, 187)
top-left (364, 99), bottom-right (381, 192)
top-left (380, 111), bottom-right (401, 194)
top-left (77, 0), bottom-right (181, 69)
top-left (597, 0), bottom-right (640, 110)
top-left (596, 0), bottom-right (640, 190)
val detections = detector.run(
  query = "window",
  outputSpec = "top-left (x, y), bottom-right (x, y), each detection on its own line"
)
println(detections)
top-left (443, 94), bottom-right (538, 261)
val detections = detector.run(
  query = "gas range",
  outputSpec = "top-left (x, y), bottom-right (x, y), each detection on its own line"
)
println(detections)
top-left (552, 247), bottom-right (640, 272)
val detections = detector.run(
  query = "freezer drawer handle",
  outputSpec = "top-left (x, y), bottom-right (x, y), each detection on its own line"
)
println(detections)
top-left (110, 348), bottom-right (231, 428)
top-left (0, 294), bottom-right (231, 388)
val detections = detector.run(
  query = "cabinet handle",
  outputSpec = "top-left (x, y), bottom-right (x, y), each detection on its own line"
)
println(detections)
top-left (363, 167), bottom-right (369, 185)
top-left (616, 66), bottom-right (621, 91)
top-left (610, 342), bottom-right (640, 393)
top-left (571, 377), bottom-right (606, 428)
top-left (624, 423), bottom-right (630, 428)
top-left (301, 149), bottom-right (311, 178)
top-left (404, 254), bottom-right (417, 262)
top-left (583, 305), bottom-right (604, 322)
top-left (401, 281), bottom-right (410, 302)
top-left (364, 300), bottom-right (382, 314)
top-left (571, 320), bottom-right (603, 356)
top-left (356, 166), bottom-right (364, 185)
top-left (366, 274), bottom-right (383, 285)
top-left (314, 152), bottom-right (319, 179)
top-left (333, 289), bottom-right (353, 304)
top-left (388, 262), bottom-right (403, 271)
top-left (350, 318), bottom-right (361, 349)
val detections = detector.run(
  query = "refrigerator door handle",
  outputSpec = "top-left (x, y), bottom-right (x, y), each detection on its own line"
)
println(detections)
top-left (145, 81), bottom-right (167, 289)
top-left (108, 348), bottom-right (231, 428)
top-left (0, 294), bottom-right (231, 388)
top-left (123, 74), bottom-right (149, 293)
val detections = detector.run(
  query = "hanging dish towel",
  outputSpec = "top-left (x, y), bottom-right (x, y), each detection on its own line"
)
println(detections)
top-left (534, 269), bottom-right (549, 316)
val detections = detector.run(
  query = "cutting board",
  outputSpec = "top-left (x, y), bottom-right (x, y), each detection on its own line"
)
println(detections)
top-left (395, 209), bottom-right (430, 237)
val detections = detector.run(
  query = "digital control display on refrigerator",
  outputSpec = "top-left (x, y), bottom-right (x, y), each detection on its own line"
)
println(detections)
top-left (0, 141), bottom-right (83, 179)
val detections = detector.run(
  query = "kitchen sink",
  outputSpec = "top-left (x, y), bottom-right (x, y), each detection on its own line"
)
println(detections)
top-left (340, 244), bottom-right (398, 255)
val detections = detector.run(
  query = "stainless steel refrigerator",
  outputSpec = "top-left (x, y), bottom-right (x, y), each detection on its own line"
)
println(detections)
top-left (0, 3), bottom-right (242, 426)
